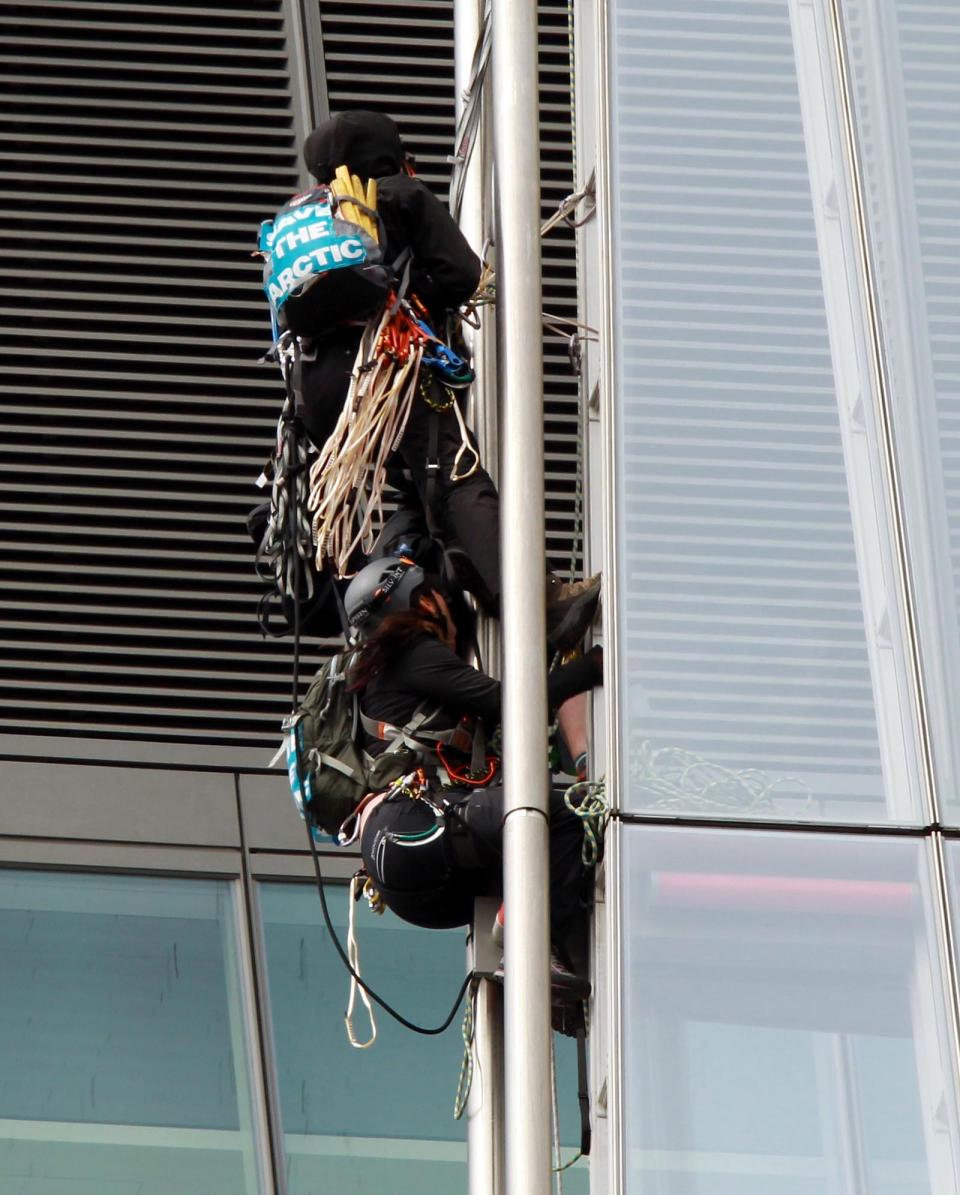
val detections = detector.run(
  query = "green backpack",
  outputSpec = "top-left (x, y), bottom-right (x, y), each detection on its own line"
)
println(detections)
top-left (282, 650), bottom-right (424, 839)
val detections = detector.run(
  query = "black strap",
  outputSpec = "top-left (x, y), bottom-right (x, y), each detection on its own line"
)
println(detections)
top-left (332, 577), bottom-right (352, 641)
top-left (576, 1023), bottom-right (591, 1157)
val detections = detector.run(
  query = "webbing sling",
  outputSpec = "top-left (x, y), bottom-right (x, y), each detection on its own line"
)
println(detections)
top-left (360, 705), bottom-right (474, 755)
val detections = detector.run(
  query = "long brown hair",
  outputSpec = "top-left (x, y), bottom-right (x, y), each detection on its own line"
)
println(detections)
top-left (347, 590), bottom-right (448, 691)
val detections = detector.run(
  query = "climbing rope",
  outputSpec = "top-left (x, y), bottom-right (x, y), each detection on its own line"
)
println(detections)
top-left (629, 740), bottom-right (811, 814)
top-left (563, 777), bottom-right (608, 867)
top-left (307, 310), bottom-right (421, 574)
top-left (452, 977), bottom-right (480, 1120)
top-left (344, 873), bottom-right (377, 1049)
top-left (307, 300), bottom-right (480, 577)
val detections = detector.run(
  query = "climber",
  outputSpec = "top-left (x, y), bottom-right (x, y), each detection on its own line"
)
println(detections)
top-left (340, 556), bottom-right (602, 998)
top-left (283, 108), bottom-right (599, 647)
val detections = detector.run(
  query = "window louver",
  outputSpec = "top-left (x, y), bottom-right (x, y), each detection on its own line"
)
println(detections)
top-left (1, 0), bottom-right (306, 759)
top-left (608, 0), bottom-right (890, 813)
top-left (1, 0), bottom-right (580, 759)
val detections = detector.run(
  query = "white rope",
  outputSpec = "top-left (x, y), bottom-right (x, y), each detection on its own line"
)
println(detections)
top-left (307, 312), bottom-right (422, 575)
top-left (344, 874), bottom-right (377, 1049)
top-left (449, 394), bottom-right (481, 482)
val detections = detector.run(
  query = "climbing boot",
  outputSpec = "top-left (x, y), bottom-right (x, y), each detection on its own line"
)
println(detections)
top-left (546, 572), bottom-right (601, 652)
top-left (490, 952), bottom-right (591, 1005)
top-left (549, 952), bottom-right (591, 1005)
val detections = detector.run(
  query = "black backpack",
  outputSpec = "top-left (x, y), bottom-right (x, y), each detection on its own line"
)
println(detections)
top-left (282, 648), bottom-right (476, 839)
top-left (283, 649), bottom-right (420, 838)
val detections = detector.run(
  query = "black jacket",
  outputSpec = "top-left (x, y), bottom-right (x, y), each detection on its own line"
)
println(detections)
top-left (302, 110), bottom-right (480, 327)
top-left (359, 633), bottom-right (601, 755)
top-left (298, 110), bottom-right (481, 447)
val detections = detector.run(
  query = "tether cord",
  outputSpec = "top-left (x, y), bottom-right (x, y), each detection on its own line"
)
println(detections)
top-left (300, 801), bottom-right (474, 1036)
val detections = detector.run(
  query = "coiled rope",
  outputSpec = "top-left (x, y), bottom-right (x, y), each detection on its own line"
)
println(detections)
top-left (307, 311), bottom-right (422, 575)
top-left (563, 777), bottom-right (609, 867)
top-left (629, 741), bottom-right (810, 814)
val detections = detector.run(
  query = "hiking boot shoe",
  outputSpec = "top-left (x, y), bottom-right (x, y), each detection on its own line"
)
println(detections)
top-left (489, 956), bottom-right (591, 1005)
top-left (491, 902), bottom-right (505, 949)
top-left (546, 573), bottom-right (601, 652)
top-left (550, 953), bottom-right (591, 1005)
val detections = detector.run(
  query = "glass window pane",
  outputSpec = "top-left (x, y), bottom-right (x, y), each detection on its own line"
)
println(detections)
top-left (841, 2), bottom-right (960, 817)
top-left (0, 869), bottom-right (266, 1194)
top-left (620, 825), bottom-right (960, 1193)
top-left (258, 883), bottom-right (588, 1195)
top-left (259, 882), bottom-right (468, 1194)
top-left (607, 0), bottom-right (924, 821)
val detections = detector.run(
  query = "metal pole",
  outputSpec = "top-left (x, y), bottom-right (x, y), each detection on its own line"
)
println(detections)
top-left (455, 10), bottom-right (505, 1194)
top-left (466, 897), bottom-right (505, 1195)
top-left (492, 4), bottom-right (553, 1195)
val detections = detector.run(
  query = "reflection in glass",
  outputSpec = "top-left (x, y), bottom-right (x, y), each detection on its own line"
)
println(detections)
top-left (258, 882), bottom-right (468, 1194)
top-left (621, 825), bottom-right (960, 1193)
top-left (258, 882), bottom-right (588, 1194)
top-left (607, 0), bottom-right (922, 821)
top-left (0, 868), bottom-right (264, 1194)
top-left (841, 1), bottom-right (960, 816)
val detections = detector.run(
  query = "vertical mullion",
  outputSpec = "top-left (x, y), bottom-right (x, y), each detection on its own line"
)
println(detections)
top-left (234, 775), bottom-right (288, 1195)
top-left (823, 0), bottom-right (939, 820)
top-left (927, 832), bottom-right (960, 1175)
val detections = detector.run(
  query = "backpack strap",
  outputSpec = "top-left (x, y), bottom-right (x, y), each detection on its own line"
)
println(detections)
top-left (360, 704), bottom-right (476, 755)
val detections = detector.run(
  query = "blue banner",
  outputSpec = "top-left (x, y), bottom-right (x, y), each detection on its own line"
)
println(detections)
top-left (260, 194), bottom-right (369, 312)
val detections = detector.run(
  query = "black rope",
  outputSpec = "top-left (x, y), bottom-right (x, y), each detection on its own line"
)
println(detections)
top-left (301, 813), bottom-right (474, 1036)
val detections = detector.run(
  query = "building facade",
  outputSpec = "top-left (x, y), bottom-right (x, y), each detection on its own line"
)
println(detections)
top-left (3, 0), bottom-right (960, 1193)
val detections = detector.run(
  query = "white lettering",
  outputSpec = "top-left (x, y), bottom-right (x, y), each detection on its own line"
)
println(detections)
top-left (277, 267), bottom-right (295, 292)
top-left (268, 280), bottom-right (285, 304)
top-left (292, 254), bottom-right (313, 279)
top-left (340, 238), bottom-right (364, 261)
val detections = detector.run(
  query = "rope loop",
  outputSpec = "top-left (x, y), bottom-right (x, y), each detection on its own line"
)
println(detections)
top-left (453, 976), bottom-right (480, 1120)
top-left (563, 776), bottom-right (608, 867)
top-left (344, 873), bottom-right (378, 1049)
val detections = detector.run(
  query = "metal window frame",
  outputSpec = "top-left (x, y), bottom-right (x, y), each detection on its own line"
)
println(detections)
top-left (584, 0), bottom-right (960, 1190)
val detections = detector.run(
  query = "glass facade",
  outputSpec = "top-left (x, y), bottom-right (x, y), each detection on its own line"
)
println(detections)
top-left (840, 0), bottom-right (960, 815)
top-left (620, 825), bottom-right (960, 1194)
top-left (600, 0), bottom-right (960, 1192)
top-left (0, 870), bottom-right (264, 1195)
top-left (258, 883), bottom-right (469, 1194)
top-left (257, 882), bottom-right (589, 1194)
top-left (606, 0), bottom-right (925, 823)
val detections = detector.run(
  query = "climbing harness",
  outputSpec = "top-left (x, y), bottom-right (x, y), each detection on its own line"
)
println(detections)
top-left (436, 741), bottom-right (499, 789)
top-left (253, 336), bottom-right (316, 635)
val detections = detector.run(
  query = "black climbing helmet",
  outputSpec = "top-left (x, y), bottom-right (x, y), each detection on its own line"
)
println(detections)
top-left (344, 556), bottom-right (425, 634)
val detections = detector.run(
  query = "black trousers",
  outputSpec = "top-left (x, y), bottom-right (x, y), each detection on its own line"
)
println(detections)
top-left (301, 342), bottom-right (501, 612)
top-left (359, 786), bottom-right (591, 938)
